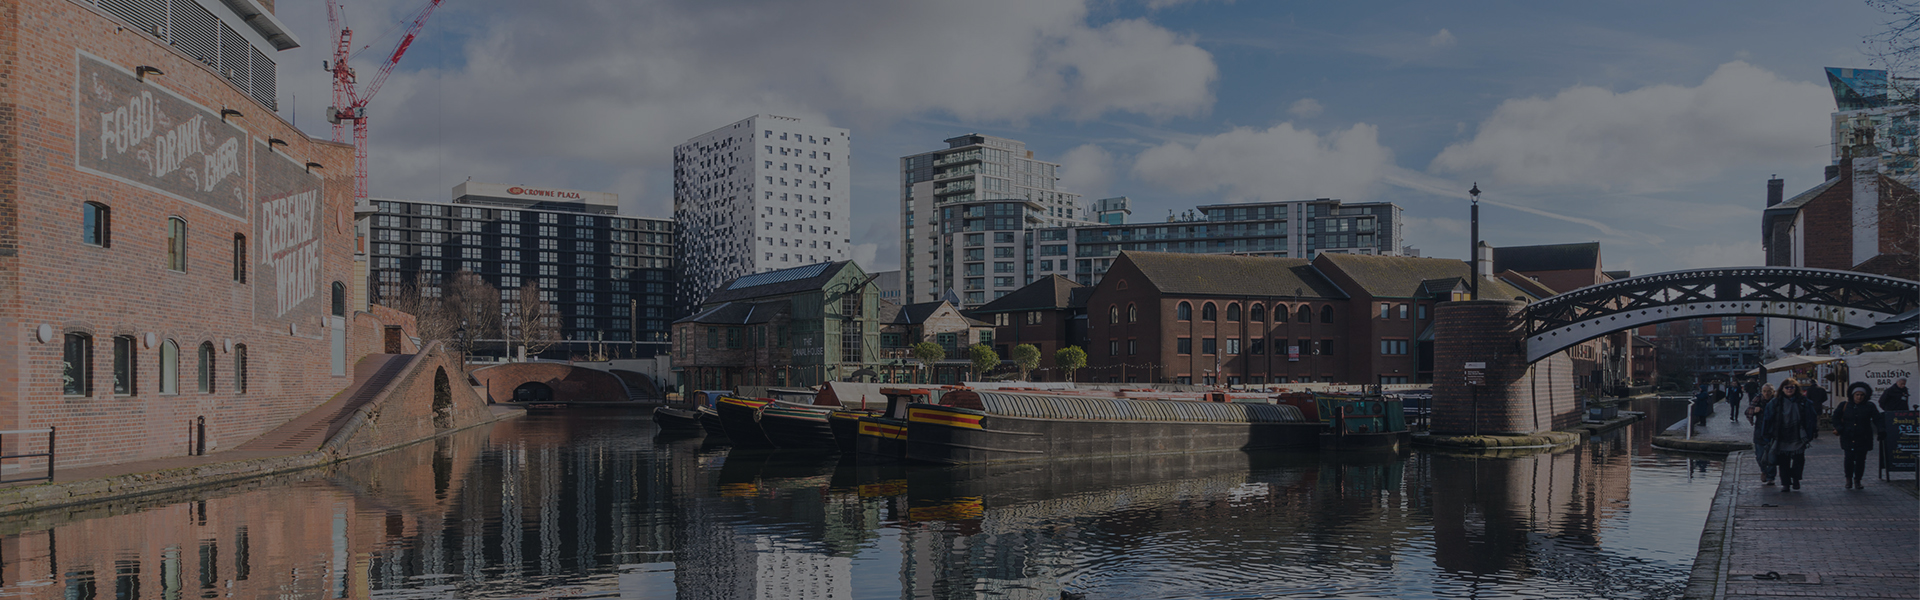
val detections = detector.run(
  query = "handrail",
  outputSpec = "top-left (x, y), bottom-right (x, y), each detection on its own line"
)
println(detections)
top-left (0, 426), bottom-right (56, 483)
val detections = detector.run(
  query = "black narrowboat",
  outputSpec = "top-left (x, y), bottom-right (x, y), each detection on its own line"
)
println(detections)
top-left (759, 402), bottom-right (839, 449)
top-left (652, 405), bottom-right (704, 431)
top-left (715, 395), bottom-right (779, 448)
top-left (854, 388), bottom-right (934, 461)
top-left (905, 390), bottom-right (1318, 465)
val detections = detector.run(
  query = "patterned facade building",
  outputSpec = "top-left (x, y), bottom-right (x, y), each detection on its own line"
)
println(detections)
top-left (365, 184), bottom-right (676, 357)
top-left (0, 0), bottom-right (382, 467)
top-left (675, 115), bottom-right (852, 315)
top-left (672, 261), bottom-right (881, 391)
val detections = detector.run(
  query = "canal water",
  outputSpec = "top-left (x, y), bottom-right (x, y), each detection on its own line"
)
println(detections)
top-left (0, 400), bottom-right (1720, 599)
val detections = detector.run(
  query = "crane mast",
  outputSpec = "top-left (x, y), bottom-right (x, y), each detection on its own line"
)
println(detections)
top-left (325, 0), bottom-right (444, 203)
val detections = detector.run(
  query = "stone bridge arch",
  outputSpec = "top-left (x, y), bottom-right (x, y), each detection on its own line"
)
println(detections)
top-left (1522, 267), bottom-right (1919, 363)
top-left (469, 363), bottom-right (630, 403)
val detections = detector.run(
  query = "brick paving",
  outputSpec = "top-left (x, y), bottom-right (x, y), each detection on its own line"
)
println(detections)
top-left (1685, 401), bottom-right (1920, 599)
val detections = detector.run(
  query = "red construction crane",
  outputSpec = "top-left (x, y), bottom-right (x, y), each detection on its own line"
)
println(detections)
top-left (326, 0), bottom-right (444, 203)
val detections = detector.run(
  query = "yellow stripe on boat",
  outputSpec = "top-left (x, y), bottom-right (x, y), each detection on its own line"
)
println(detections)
top-left (857, 421), bottom-right (908, 439)
top-left (908, 407), bottom-right (983, 429)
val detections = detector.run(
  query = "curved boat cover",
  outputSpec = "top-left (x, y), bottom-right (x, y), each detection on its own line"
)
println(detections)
top-left (976, 392), bottom-right (1306, 423)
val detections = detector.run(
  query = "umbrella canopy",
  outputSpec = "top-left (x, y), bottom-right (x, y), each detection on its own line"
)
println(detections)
top-left (1749, 354), bottom-right (1846, 375)
top-left (1832, 309), bottom-right (1919, 346)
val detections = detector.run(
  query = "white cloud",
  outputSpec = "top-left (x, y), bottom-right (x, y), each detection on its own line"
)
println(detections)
top-left (852, 243), bottom-right (881, 271)
top-left (1058, 144), bottom-right (1118, 199)
top-left (272, 0), bottom-right (1217, 205)
top-left (1131, 122), bottom-right (1395, 202)
top-left (1670, 240), bottom-right (1764, 269)
top-left (1429, 29), bottom-right (1457, 48)
top-left (1428, 61), bottom-right (1830, 193)
top-left (1145, 0), bottom-right (1232, 9)
top-left (1288, 98), bottom-right (1324, 118)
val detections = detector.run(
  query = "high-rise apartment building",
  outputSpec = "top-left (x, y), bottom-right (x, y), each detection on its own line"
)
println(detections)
top-left (675, 115), bottom-right (851, 314)
top-left (900, 134), bottom-right (1088, 305)
top-left (366, 183), bottom-right (676, 357)
top-left (1055, 199), bottom-right (1406, 287)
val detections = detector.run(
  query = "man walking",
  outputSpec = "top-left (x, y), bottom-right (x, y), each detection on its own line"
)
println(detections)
top-left (1882, 378), bottom-right (1910, 412)
top-left (1725, 380), bottom-right (1746, 422)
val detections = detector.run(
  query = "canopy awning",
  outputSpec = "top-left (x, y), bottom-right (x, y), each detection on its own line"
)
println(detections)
top-left (1745, 354), bottom-right (1846, 376)
top-left (1832, 309), bottom-right (1919, 346)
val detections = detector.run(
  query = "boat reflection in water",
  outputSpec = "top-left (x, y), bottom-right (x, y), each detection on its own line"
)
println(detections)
top-left (0, 411), bottom-right (1714, 599)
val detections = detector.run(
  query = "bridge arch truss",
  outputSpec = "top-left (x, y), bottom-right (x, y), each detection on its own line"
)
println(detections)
top-left (1522, 267), bottom-right (1919, 363)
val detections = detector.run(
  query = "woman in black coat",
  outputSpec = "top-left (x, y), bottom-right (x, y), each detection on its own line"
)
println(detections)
top-left (1758, 378), bottom-right (1820, 491)
top-left (1834, 383), bottom-right (1883, 489)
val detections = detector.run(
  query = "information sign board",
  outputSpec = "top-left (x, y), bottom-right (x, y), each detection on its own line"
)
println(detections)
top-left (1884, 411), bottom-right (1917, 475)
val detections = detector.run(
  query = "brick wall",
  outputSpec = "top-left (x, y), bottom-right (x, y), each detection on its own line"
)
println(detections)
top-left (0, 1), bottom-right (365, 468)
top-left (1431, 301), bottom-right (1582, 435)
top-left (470, 362), bottom-right (629, 403)
top-left (347, 305), bottom-right (420, 359)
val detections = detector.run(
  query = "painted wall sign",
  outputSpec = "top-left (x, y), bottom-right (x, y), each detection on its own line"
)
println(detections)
top-left (254, 140), bottom-right (325, 321)
top-left (75, 53), bottom-right (248, 220)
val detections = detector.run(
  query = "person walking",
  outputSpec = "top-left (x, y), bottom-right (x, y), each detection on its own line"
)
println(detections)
top-left (1691, 383), bottom-right (1716, 433)
top-left (1757, 378), bottom-right (1820, 491)
top-left (1725, 381), bottom-right (1745, 422)
top-left (1806, 376), bottom-right (1830, 409)
top-left (1834, 382), bottom-right (1882, 489)
top-left (1882, 378), bottom-right (1911, 412)
top-left (1749, 383), bottom-right (1779, 484)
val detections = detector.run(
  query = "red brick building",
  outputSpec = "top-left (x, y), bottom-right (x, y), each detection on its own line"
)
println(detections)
top-left (1081, 251), bottom-right (1541, 386)
top-left (0, 0), bottom-right (374, 468)
top-left (1491, 242), bottom-right (1635, 394)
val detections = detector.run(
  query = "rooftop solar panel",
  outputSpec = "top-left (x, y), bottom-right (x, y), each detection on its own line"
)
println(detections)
top-left (727, 261), bottom-right (833, 290)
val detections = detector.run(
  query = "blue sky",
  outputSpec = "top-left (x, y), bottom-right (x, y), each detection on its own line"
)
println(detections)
top-left (271, 0), bottom-right (1890, 276)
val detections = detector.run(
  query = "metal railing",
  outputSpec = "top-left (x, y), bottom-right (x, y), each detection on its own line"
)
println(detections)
top-left (0, 427), bottom-right (55, 483)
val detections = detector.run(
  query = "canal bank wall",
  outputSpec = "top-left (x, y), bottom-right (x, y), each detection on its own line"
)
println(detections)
top-left (0, 344), bottom-right (521, 517)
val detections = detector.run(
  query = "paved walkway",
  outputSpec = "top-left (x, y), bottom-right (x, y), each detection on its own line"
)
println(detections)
top-left (1685, 401), bottom-right (1920, 600)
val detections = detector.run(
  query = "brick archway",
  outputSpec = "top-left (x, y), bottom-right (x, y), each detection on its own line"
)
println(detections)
top-left (470, 363), bottom-right (629, 403)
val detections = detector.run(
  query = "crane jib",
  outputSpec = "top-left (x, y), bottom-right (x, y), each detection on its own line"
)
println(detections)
top-left (390, 35), bottom-right (415, 64)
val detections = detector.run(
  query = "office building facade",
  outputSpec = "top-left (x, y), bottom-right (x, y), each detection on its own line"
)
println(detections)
top-left (366, 184), bottom-right (675, 356)
top-left (675, 115), bottom-right (852, 314)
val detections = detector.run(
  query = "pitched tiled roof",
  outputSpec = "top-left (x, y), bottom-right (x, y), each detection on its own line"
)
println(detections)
top-left (1121, 252), bottom-right (1347, 299)
top-left (897, 301), bottom-right (950, 324)
top-left (973, 275), bottom-right (1087, 313)
top-left (1603, 270), bottom-right (1632, 281)
top-left (673, 301), bottom-right (785, 325)
top-left (1491, 242), bottom-right (1601, 273)
top-left (705, 260), bottom-right (856, 304)
top-left (1317, 253), bottom-right (1478, 299)
top-left (876, 299), bottom-right (903, 325)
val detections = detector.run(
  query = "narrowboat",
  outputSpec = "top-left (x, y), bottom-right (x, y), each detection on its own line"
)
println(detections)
top-left (905, 390), bottom-right (1318, 465)
top-left (715, 395), bottom-right (779, 448)
top-left (651, 404), bottom-right (704, 432)
top-left (687, 390), bottom-right (733, 439)
top-left (854, 388), bottom-right (936, 461)
top-left (1275, 392), bottom-right (1413, 451)
top-left (760, 402), bottom-right (839, 449)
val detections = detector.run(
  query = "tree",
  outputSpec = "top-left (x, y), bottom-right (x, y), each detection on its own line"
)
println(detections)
top-left (1010, 343), bottom-right (1041, 381)
top-left (968, 344), bottom-right (999, 380)
top-left (1055, 346), bottom-right (1087, 383)
top-left (911, 341), bottom-right (945, 383)
top-left (507, 281), bottom-right (561, 359)
top-left (392, 270), bottom-right (501, 357)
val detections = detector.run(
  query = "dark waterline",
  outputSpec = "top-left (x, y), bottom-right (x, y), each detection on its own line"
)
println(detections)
top-left (0, 400), bottom-right (1718, 599)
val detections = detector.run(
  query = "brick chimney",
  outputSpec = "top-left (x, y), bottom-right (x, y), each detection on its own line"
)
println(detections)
top-left (1767, 175), bottom-right (1784, 207)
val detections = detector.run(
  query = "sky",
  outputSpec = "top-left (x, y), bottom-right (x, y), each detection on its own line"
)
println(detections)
top-left (268, 0), bottom-right (1892, 276)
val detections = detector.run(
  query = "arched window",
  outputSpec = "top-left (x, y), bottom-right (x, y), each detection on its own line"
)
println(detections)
top-left (233, 234), bottom-right (248, 283)
top-left (332, 282), bottom-right (347, 317)
top-left (112, 335), bottom-right (137, 395)
top-left (1297, 305), bottom-right (1312, 323)
top-left (1250, 304), bottom-right (1265, 322)
top-left (1201, 302), bottom-right (1217, 321)
top-left (83, 202), bottom-right (111, 247)
top-left (1275, 304), bottom-right (1288, 323)
top-left (1321, 305), bottom-right (1334, 323)
top-left (1226, 303), bottom-right (1241, 321)
top-left (1177, 301), bottom-right (1192, 320)
top-left (233, 344), bottom-right (248, 394)
top-left (63, 332), bottom-right (93, 396)
top-left (1109, 305), bottom-right (1120, 324)
top-left (160, 340), bottom-right (179, 394)
top-left (198, 342), bottom-right (216, 393)
top-left (166, 217), bottom-right (188, 271)
top-left (1127, 304), bottom-right (1138, 323)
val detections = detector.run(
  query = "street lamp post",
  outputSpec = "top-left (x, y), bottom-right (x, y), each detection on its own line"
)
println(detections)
top-left (1469, 182), bottom-right (1481, 301)
top-left (455, 320), bottom-right (469, 370)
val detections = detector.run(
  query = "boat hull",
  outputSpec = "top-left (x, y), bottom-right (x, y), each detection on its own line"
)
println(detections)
top-left (652, 406), bottom-right (704, 431)
top-left (829, 411), bottom-right (862, 454)
top-left (905, 404), bottom-right (1319, 465)
top-left (760, 403), bottom-right (838, 449)
top-left (716, 396), bottom-right (778, 448)
top-left (697, 406), bottom-right (729, 438)
top-left (1320, 430), bottom-right (1412, 452)
top-left (854, 417), bottom-right (910, 462)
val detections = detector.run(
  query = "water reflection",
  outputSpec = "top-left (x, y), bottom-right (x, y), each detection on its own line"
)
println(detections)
top-left (0, 411), bottom-right (1717, 599)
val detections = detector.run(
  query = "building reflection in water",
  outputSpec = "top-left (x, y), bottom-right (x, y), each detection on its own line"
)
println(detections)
top-left (0, 412), bottom-right (1699, 599)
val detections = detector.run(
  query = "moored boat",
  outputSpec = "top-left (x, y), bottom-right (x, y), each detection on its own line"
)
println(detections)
top-left (1276, 392), bottom-right (1412, 451)
top-left (652, 405), bottom-right (704, 431)
top-left (760, 402), bottom-right (838, 449)
top-left (715, 395), bottom-right (778, 448)
top-left (688, 390), bottom-right (733, 439)
top-left (854, 388), bottom-right (934, 461)
top-left (905, 390), bottom-right (1317, 465)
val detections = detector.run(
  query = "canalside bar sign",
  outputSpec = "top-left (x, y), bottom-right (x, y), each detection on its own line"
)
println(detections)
top-left (76, 53), bottom-right (248, 220)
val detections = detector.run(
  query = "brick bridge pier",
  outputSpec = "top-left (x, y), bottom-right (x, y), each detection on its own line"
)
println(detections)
top-left (1431, 300), bottom-right (1582, 435)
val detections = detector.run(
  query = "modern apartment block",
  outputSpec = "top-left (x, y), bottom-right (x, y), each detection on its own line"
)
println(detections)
top-left (675, 115), bottom-right (852, 314)
top-left (366, 183), bottom-right (676, 356)
top-left (899, 134), bottom-right (1089, 305)
top-left (1053, 198), bottom-right (1406, 287)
